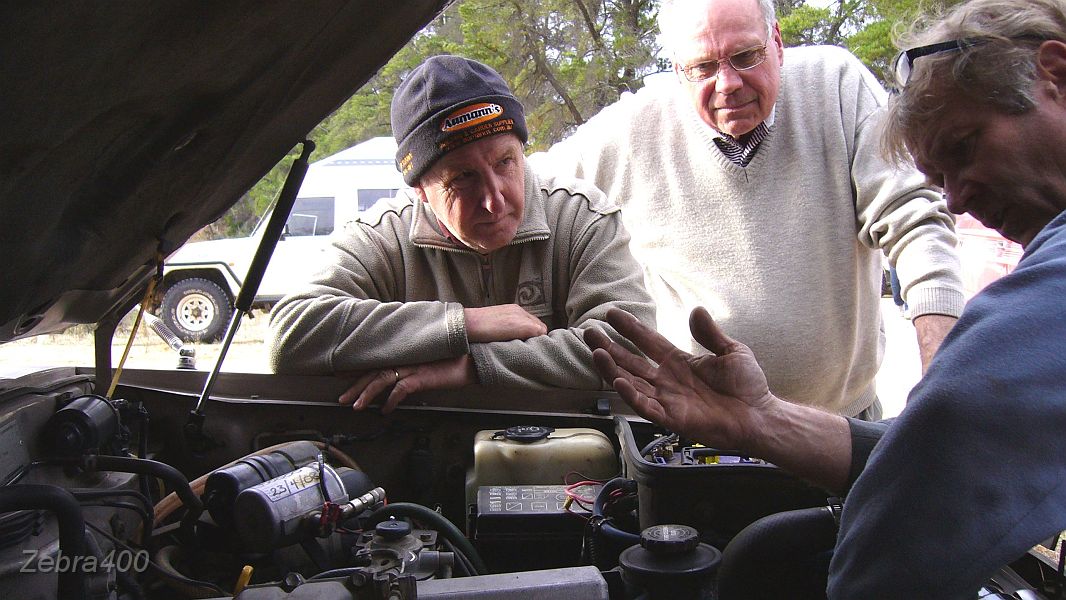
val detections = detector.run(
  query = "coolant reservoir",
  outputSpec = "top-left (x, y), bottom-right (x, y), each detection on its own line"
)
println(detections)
top-left (465, 426), bottom-right (618, 506)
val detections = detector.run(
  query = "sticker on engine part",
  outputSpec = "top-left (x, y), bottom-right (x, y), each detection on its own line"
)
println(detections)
top-left (0, 418), bottom-right (29, 484)
top-left (263, 468), bottom-right (322, 502)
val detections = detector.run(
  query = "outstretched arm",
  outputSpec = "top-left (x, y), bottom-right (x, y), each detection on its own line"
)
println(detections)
top-left (585, 307), bottom-right (854, 493)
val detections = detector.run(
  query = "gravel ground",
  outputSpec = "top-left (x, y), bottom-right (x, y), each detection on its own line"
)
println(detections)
top-left (0, 309), bottom-right (274, 376)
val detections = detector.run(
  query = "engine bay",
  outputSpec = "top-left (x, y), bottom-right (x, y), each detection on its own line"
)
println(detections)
top-left (0, 367), bottom-right (1060, 599)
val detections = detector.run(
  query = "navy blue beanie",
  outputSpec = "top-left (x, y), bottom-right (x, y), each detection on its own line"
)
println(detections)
top-left (391, 55), bottom-right (528, 185)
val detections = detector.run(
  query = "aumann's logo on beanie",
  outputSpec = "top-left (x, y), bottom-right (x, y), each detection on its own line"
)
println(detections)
top-left (441, 103), bottom-right (504, 132)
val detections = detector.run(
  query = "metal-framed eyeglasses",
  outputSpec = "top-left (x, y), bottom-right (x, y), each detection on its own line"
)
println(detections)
top-left (677, 40), bottom-right (770, 82)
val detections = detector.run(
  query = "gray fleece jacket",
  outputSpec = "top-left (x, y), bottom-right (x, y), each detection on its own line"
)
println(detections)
top-left (268, 161), bottom-right (655, 389)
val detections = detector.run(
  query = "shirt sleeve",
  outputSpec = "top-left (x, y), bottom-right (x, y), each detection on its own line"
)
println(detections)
top-left (843, 417), bottom-right (890, 492)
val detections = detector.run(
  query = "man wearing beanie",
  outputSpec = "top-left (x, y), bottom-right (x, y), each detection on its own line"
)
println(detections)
top-left (268, 55), bottom-right (655, 412)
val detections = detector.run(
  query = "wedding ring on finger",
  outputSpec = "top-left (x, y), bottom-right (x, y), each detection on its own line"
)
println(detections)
top-left (392, 369), bottom-right (401, 384)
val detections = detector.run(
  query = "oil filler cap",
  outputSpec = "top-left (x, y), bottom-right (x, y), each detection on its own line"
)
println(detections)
top-left (494, 426), bottom-right (554, 443)
top-left (640, 524), bottom-right (700, 555)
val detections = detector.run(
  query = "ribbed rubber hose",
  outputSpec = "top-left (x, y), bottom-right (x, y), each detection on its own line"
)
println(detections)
top-left (0, 485), bottom-right (88, 600)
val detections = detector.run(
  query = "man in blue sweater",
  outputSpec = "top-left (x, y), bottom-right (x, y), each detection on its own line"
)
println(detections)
top-left (584, 0), bottom-right (1066, 597)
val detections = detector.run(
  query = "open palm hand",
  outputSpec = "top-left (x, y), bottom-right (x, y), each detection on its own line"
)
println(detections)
top-left (585, 307), bottom-right (772, 450)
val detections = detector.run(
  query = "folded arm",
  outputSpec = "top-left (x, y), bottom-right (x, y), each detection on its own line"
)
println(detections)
top-left (469, 209), bottom-right (655, 390)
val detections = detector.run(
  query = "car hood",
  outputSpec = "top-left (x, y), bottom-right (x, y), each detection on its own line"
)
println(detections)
top-left (0, 1), bottom-right (449, 343)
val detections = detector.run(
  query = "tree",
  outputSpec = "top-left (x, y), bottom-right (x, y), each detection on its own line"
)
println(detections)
top-left (450, 0), bottom-right (661, 148)
top-left (779, 0), bottom-right (968, 82)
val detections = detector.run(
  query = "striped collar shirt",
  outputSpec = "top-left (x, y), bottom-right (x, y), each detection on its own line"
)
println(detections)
top-left (711, 108), bottom-right (776, 167)
top-left (713, 122), bottom-right (770, 167)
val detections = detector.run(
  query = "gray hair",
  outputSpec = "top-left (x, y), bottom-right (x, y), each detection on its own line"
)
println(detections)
top-left (884, 0), bottom-right (1066, 163)
top-left (658, 0), bottom-right (777, 57)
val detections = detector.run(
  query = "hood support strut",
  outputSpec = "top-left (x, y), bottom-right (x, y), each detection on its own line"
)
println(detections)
top-left (184, 140), bottom-right (316, 452)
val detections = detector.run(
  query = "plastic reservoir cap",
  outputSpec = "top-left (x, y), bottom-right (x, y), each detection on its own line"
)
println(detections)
top-left (492, 425), bottom-right (554, 443)
top-left (375, 519), bottom-right (412, 541)
top-left (620, 524), bottom-right (722, 587)
top-left (641, 524), bottom-right (700, 555)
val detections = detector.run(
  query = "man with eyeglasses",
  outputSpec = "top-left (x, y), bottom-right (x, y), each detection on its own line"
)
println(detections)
top-left (585, 0), bottom-right (1066, 596)
top-left (533, 0), bottom-right (964, 420)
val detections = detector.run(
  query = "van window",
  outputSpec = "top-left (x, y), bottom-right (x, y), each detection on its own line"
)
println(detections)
top-left (287, 196), bottom-right (335, 236)
top-left (358, 189), bottom-right (400, 212)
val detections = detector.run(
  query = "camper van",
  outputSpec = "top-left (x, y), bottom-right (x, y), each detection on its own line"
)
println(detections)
top-left (156, 137), bottom-right (404, 342)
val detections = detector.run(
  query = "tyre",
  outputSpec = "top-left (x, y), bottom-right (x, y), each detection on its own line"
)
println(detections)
top-left (159, 277), bottom-right (233, 342)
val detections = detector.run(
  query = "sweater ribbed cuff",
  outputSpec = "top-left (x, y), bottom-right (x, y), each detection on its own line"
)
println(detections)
top-left (906, 286), bottom-right (966, 319)
top-left (445, 303), bottom-right (470, 356)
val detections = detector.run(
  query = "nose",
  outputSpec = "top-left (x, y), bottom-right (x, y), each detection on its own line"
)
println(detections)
top-left (715, 62), bottom-right (744, 94)
top-left (941, 173), bottom-right (967, 214)
top-left (917, 161), bottom-right (960, 212)
top-left (480, 171), bottom-right (506, 214)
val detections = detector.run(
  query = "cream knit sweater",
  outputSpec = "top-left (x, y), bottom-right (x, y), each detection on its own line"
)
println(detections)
top-left (533, 45), bottom-right (964, 416)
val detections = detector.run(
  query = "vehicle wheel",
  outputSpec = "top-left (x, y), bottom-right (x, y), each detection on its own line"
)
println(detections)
top-left (159, 278), bottom-right (233, 343)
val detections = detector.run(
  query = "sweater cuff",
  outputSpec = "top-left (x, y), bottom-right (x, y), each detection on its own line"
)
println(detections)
top-left (906, 285), bottom-right (966, 319)
top-left (445, 303), bottom-right (470, 356)
top-left (844, 417), bottom-right (891, 493)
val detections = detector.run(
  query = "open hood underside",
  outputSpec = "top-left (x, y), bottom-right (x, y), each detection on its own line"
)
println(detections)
top-left (0, 1), bottom-right (449, 342)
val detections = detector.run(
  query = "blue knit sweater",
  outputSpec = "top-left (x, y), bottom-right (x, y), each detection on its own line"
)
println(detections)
top-left (830, 209), bottom-right (1066, 598)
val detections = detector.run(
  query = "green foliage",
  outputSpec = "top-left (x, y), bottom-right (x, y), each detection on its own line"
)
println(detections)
top-left (452, 0), bottom-right (661, 148)
top-left (779, 5), bottom-right (836, 46)
top-left (848, 19), bottom-right (897, 81)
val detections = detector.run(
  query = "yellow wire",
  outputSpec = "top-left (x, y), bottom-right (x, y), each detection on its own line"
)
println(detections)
top-left (106, 260), bottom-right (162, 399)
top-left (234, 565), bottom-right (254, 596)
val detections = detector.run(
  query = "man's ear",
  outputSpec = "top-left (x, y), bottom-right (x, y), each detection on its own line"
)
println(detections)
top-left (772, 22), bottom-right (784, 64)
top-left (1037, 40), bottom-right (1066, 98)
top-left (414, 185), bottom-right (429, 203)
top-left (672, 56), bottom-right (685, 82)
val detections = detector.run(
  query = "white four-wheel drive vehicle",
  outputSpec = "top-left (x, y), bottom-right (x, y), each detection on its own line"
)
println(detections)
top-left (157, 137), bottom-right (404, 342)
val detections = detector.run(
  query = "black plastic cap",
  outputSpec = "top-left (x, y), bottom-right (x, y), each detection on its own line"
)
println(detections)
top-left (640, 524), bottom-right (701, 556)
top-left (375, 519), bottom-right (412, 541)
top-left (494, 425), bottom-right (554, 443)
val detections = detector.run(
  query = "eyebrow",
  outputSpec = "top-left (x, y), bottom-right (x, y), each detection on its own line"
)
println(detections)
top-left (685, 39), bottom-right (766, 63)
